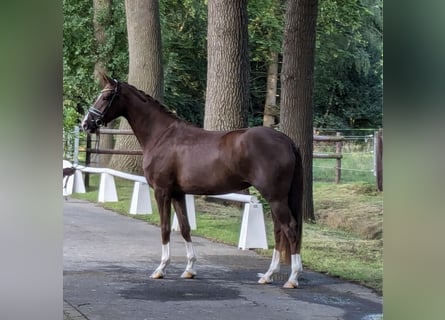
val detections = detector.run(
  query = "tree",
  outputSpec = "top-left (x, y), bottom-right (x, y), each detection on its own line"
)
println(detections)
top-left (93, 0), bottom-right (111, 80)
top-left (280, 0), bottom-right (318, 222)
top-left (92, 0), bottom-right (114, 167)
top-left (108, 0), bottom-right (164, 174)
top-left (160, 0), bottom-right (207, 126)
top-left (63, 0), bottom-right (96, 126)
top-left (204, 0), bottom-right (250, 131)
top-left (248, 0), bottom-right (284, 128)
top-left (63, 0), bottom-right (128, 141)
top-left (313, 0), bottom-right (383, 129)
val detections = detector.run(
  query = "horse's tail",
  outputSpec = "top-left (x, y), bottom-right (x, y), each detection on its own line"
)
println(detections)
top-left (281, 143), bottom-right (304, 264)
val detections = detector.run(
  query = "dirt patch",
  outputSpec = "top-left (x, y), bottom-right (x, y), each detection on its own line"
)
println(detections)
top-left (316, 201), bottom-right (382, 239)
top-left (314, 183), bottom-right (383, 240)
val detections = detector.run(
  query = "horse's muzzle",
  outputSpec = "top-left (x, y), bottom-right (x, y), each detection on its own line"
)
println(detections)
top-left (81, 119), bottom-right (97, 134)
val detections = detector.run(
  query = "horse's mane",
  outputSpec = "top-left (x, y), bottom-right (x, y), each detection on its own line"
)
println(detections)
top-left (123, 82), bottom-right (179, 120)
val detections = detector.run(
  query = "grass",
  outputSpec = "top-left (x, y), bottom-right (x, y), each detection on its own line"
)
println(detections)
top-left (313, 153), bottom-right (376, 184)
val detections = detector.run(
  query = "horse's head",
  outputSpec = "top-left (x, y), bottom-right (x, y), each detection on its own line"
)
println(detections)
top-left (81, 73), bottom-right (120, 134)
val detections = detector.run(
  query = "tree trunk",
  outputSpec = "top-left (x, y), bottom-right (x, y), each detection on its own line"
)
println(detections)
top-left (204, 0), bottom-right (249, 131)
top-left (109, 0), bottom-right (164, 174)
top-left (93, 0), bottom-right (114, 167)
top-left (280, 0), bottom-right (318, 222)
top-left (263, 51), bottom-right (279, 127)
top-left (93, 0), bottom-right (110, 81)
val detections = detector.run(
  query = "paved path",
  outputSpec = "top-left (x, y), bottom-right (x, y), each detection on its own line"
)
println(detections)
top-left (64, 199), bottom-right (382, 320)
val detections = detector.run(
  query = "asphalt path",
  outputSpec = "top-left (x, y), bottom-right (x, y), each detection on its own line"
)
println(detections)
top-left (63, 198), bottom-right (382, 320)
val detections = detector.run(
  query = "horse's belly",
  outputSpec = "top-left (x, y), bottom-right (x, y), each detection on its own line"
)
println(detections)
top-left (177, 163), bottom-right (249, 195)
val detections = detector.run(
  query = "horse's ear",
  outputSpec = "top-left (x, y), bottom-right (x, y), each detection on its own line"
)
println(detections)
top-left (98, 72), bottom-right (113, 88)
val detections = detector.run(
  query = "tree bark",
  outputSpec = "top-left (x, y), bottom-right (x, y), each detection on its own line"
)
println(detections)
top-left (109, 0), bottom-right (164, 174)
top-left (263, 51), bottom-right (279, 127)
top-left (93, 0), bottom-right (114, 167)
top-left (204, 0), bottom-right (249, 131)
top-left (93, 0), bottom-right (110, 81)
top-left (280, 0), bottom-right (318, 222)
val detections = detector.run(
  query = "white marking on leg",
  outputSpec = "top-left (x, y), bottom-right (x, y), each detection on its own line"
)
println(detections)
top-left (258, 249), bottom-right (281, 284)
top-left (150, 243), bottom-right (170, 279)
top-left (181, 241), bottom-right (197, 278)
top-left (284, 254), bottom-right (303, 288)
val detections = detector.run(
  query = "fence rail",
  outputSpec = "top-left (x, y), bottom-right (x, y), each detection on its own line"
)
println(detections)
top-left (313, 132), bottom-right (344, 183)
top-left (65, 127), bottom-right (382, 188)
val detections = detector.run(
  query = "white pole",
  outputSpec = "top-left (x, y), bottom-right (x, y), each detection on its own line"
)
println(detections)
top-left (73, 126), bottom-right (80, 165)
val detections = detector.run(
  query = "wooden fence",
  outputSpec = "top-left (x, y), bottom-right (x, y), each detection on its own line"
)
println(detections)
top-left (313, 132), bottom-right (345, 184)
top-left (84, 128), bottom-right (347, 183)
top-left (374, 128), bottom-right (383, 191)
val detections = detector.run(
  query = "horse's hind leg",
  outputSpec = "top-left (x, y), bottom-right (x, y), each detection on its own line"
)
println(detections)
top-left (274, 199), bottom-right (302, 288)
top-left (172, 195), bottom-right (197, 279)
top-left (260, 198), bottom-right (303, 288)
top-left (285, 254), bottom-right (303, 289)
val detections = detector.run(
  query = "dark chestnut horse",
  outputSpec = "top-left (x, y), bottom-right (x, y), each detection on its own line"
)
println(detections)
top-left (82, 74), bottom-right (304, 288)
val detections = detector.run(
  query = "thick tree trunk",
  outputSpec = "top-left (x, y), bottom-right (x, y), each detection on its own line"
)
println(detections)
top-left (109, 0), bottom-right (164, 174)
top-left (280, 0), bottom-right (318, 222)
top-left (204, 0), bottom-right (249, 131)
top-left (92, 0), bottom-right (110, 81)
top-left (263, 51), bottom-right (279, 127)
top-left (93, 0), bottom-right (114, 167)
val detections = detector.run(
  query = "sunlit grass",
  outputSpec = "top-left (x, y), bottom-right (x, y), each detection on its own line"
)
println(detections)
top-left (313, 152), bottom-right (376, 184)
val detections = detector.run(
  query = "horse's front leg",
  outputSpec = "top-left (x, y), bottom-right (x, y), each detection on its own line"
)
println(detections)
top-left (258, 249), bottom-right (281, 284)
top-left (172, 195), bottom-right (197, 279)
top-left (150, 188), bottom-right (172, 279)
top-left (258, 215), bottom-right (281, 284)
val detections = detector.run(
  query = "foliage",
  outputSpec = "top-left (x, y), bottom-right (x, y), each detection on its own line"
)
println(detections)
top-left (160, 0), bottom-right (208, 125)
top-left (63, 0), bottom-right (128, 129)
top-left (63, 0), bottom-right (383, 131)
top-left (248, 0), bottom-right (284, 63)
top-left (314, 0), bottom-right (383, 129)
top-left (248, 0), bottom-right (285, 126)
top-left (63, 0), bottom-right (94, 117)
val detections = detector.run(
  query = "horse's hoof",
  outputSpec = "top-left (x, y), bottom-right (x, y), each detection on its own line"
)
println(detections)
top-left (180, 271), bottom-right (196, 279)
top-left (258, 277), bottom-right (272, 284)
top-left (283, 280), bottom-right (298, 289)
top-left (150, 271), bottom-right (164, 279)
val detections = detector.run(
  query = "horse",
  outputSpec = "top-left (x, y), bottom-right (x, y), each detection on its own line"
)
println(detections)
top-left (81, 74), bottom-right (304, 288)
top-left (63, 165), bottom-right (76, 200)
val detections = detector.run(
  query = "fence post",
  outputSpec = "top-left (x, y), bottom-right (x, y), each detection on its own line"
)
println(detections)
top-left (85, 134), bottom-right (91, 188)
top-left (335, 132), bottom-right (342, 184)
top-left (375, 129), bottom-right (383, 191)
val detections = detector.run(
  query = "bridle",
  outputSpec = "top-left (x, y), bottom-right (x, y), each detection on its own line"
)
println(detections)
top-left (88, 79), bottom-right (119, 128)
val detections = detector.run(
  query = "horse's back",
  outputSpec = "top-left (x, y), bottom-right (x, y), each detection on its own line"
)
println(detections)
top-left (242, 126), bottom-right (296, 155)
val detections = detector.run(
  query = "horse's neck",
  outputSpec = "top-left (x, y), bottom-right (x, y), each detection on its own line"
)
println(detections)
top-left (125, 100), bottom-right (178, 150)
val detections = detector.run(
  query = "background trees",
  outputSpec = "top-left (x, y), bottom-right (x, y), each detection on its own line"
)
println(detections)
top-left (63, 0), bottom-right (383, 220)
top-left (63, 0), bottom-right (382, 131)
top-left (160, 0), bottom-right (207, 125)
top-left (248, 0), bottom-right (284, 128)
top-left (314, 0), bottom-right (383, 129)
top-left (63, 0), bottom-right (127, 131)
